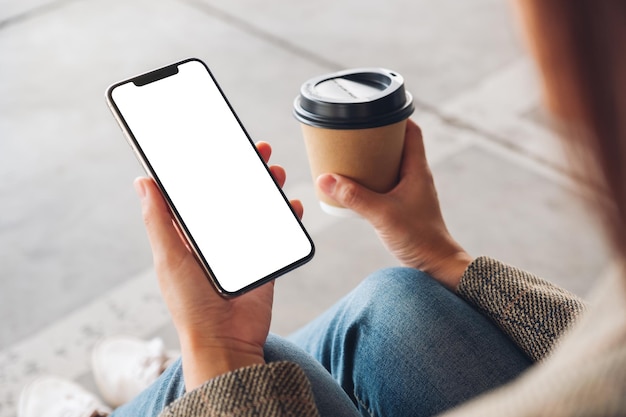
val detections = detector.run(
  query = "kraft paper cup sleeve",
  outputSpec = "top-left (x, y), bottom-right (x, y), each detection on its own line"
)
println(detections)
top-left (301, 120), bottom-right (406, 210)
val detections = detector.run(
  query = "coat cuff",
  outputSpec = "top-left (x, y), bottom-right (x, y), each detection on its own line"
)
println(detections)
top-left (457, 256), bottom-right (586, 361)
top-left (160, 361), bottom-right (319, 417)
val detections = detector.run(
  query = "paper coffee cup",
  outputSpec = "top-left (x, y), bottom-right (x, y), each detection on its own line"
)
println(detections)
top-left (293, 68), bottom-right (415, 216)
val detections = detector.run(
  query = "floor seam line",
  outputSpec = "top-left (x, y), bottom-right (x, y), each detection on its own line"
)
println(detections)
top-left (180, 0), bottom-right (344, 72)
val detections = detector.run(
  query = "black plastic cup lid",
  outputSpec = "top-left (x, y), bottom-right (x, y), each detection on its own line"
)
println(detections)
top-left (293, 68), bottom-right (414, 130)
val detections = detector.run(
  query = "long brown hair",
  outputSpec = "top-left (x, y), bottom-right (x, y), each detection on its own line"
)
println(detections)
top-left (517, 0), bottom-right (626, 260)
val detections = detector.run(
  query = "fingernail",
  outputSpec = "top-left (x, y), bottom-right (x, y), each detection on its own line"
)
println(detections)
top-left (134, 179), bottom-right (146, 199)
top-left (318, 174), bottom-right (337, 195)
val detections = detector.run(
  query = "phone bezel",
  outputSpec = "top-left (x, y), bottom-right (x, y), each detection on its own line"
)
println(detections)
top-left (106, 57), bottom-right (315, 297)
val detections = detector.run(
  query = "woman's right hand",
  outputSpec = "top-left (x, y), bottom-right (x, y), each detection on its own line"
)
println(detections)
top-left (317, 119), bottom-right (472, 290)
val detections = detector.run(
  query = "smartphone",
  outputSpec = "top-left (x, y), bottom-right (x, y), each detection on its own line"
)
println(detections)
top-left (106, 58), bottom-right (314, 296)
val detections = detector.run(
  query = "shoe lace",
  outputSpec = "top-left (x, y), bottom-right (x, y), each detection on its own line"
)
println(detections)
top-left (53, 391), bottom-right (109, 417)
top-left (131, 338), bottom-right (168, 388)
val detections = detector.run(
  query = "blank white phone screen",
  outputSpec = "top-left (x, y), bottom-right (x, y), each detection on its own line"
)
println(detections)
top-left (110, 60), bottom-right (313, 294)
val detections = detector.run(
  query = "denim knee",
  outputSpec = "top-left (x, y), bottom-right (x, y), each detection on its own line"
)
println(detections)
top-left (334, 267), bottom-right (532, 416)
top-left (328, 267), bottom-right (454, 367)
top-left (350, 267), bottom-right (449, 322)
top-left (345, 266), bottom-right (490, 353)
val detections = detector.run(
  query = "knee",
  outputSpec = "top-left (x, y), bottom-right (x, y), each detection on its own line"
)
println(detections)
top-left (357, 267), bottom-right (448, 309)
top-left (339, 267), bottom-right (453, 334)
top-left (328, 268), bottom-right (454, 369)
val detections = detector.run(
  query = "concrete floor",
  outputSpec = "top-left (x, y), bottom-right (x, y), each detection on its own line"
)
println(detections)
top-left (0, 0), bottom-right (611, 414)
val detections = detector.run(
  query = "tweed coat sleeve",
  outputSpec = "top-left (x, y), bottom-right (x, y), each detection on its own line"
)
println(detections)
top-left (159, 361), bottom-right (320, 417)
top-left (457, 256), bottom-right (587, 361)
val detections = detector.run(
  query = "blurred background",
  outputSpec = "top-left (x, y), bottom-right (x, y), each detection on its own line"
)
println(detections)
top-left (0, 0), bottom-right (611, 413)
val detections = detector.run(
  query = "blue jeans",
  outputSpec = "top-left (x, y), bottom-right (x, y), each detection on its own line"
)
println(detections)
top-left (112, 268), bottom-right (532, 417)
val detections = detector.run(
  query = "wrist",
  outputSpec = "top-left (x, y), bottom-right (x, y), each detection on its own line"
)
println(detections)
top-left (178, 331), bottom-right (266, 390)
top-left (423, 250), bottom-right (473, 291)
top-left (413, 235), bottom-right (472, 291)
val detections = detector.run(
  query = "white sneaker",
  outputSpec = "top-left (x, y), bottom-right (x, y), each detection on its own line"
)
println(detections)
top-left (92, 336), bottom-right (179, 407)
top-left (18, 375), bottom-right (111, 417)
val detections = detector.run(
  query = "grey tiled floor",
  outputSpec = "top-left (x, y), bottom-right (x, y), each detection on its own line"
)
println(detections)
top-left (0, 0), bottom-right (611, 414)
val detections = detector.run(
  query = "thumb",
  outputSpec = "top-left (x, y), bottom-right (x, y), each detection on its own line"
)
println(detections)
top-left (317, 174), bottom-right (385, 220)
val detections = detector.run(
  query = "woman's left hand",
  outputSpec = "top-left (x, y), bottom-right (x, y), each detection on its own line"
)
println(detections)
top-left (134, 141), bottom-right (302, 390)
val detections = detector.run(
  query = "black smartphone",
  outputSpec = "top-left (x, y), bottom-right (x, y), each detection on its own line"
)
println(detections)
top-left (106, 58), bottom-right (314, 296)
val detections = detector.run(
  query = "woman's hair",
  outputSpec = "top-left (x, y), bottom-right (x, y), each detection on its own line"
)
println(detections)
top-left (520, 1), bottom-right (626, 259)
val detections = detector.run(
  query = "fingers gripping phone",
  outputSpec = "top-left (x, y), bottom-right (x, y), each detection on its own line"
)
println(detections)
top-left (106, 58), bottom-right (314, 296)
